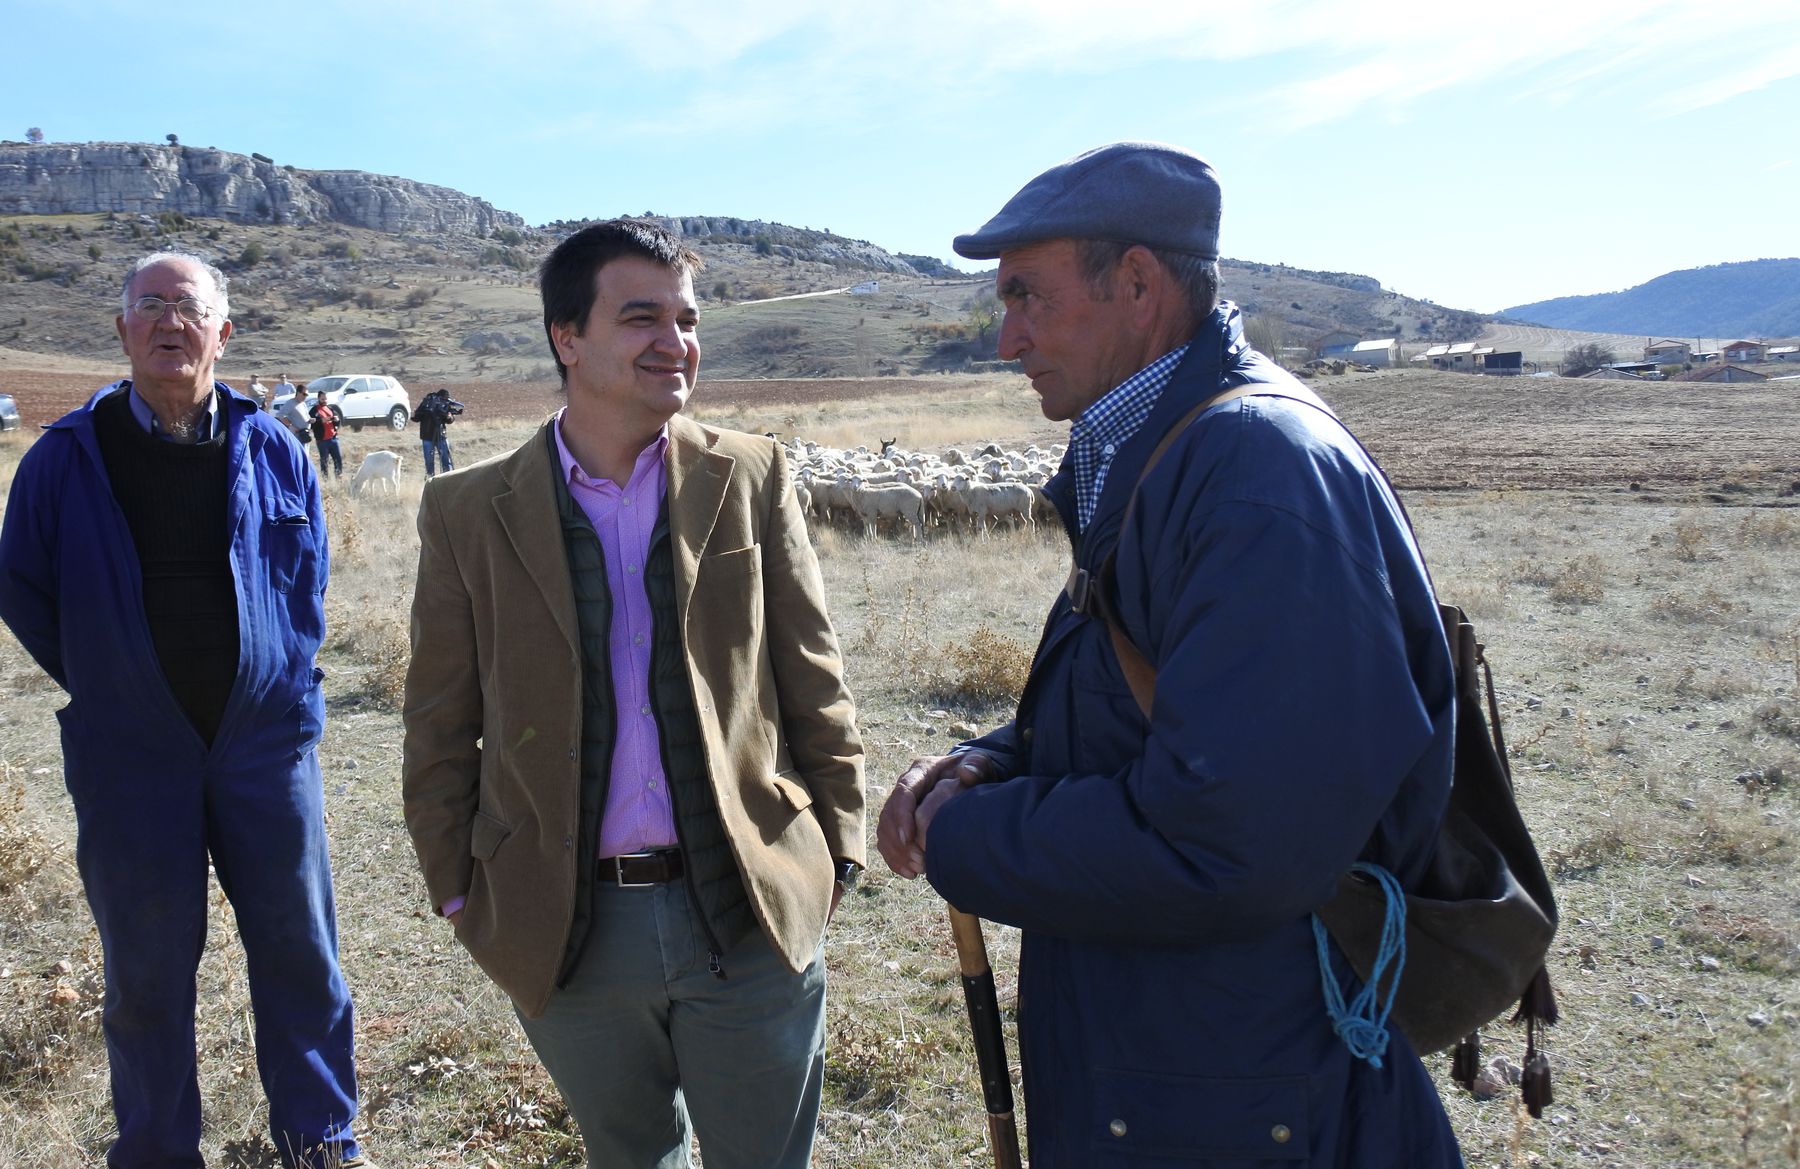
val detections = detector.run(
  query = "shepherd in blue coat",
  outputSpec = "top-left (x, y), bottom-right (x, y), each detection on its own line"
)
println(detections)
top-left (878, 144), bottom-right (1465, 1166)
top-left (0, 252), bottom-right (366, 1169)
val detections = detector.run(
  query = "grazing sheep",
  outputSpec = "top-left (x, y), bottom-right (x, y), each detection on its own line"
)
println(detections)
top-left (964, 481), bottom-right (1037, 538)
top-left (349, 450), bottom-right (404, 498)
top-left (926, 474), bottom-right (974, 532)
top-left (848, 478), bottom-right (925, 541)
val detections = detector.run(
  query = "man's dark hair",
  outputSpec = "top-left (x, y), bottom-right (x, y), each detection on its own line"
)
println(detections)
top-left (1074, 239), bottom-right (1219, 331)
top-left (539, 219), bottom-right (702, 384)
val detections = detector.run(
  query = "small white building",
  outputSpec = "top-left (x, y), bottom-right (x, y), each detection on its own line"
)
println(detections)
top-left (1350, 338), bottom-right (1399, 367)
top-left (1418, 342), bottom-right (1483, 371)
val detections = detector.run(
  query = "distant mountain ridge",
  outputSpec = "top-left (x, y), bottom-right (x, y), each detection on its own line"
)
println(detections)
top-left (1503, 259), bottom-right (1800, 339)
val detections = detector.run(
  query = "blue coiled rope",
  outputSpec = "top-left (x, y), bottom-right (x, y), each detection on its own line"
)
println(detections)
top-left (1312, 861), bottom-right (1407, 1067)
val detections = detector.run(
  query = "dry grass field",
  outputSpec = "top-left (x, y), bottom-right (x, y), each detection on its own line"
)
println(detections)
top-left (1, 372), bottom-right (1797, 1168)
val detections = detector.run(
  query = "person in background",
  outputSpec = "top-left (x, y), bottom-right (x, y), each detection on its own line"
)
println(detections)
top-left (0, 251), bottom-right (369, 1169)
top-left (246, 373), bottom-right (268, 410)
top-left (411, 387), bottom-right (459, 477)
top-left (308, 387), bottom-right (343, 479)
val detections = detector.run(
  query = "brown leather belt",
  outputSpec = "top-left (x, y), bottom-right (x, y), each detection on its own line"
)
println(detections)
top-left (598, 849), bottom-right (684, 886)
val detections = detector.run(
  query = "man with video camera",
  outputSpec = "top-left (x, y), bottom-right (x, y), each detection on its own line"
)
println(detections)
top-left (413, 387), bottom-right (462, 477)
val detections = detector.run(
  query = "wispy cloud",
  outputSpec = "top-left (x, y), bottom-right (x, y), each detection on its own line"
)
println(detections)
top-left (1250, 0), bottom-right (1800, 127)
top-left (265, 0), bottom-right (1800, 138)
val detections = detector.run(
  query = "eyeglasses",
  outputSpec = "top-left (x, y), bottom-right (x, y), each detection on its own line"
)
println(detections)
top-left (129, 295), bottom-right (217, 324)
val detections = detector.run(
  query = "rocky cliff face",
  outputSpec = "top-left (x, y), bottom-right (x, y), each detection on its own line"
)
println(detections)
top-left (653, 215), bottom-right (924, 275)
top-left (0, 142), bottom-right (523, 236)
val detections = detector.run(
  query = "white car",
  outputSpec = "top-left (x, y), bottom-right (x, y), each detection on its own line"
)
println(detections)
top-left (273, 375), bottom-right (413, 432)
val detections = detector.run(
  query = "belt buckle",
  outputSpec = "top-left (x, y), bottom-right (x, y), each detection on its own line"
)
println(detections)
top-left (612, 851), bottom-right (658, 888)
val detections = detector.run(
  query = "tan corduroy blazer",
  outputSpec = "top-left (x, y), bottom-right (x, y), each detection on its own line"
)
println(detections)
top-left (401, 413), bottom-right (865, 1017)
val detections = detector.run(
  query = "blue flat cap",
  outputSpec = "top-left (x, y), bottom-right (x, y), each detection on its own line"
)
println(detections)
top-left (953, 141), bottom-right (1222, 261)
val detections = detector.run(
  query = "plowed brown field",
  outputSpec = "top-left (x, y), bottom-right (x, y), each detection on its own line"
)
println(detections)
top-left (5, 368), bottom-right (1796, 500)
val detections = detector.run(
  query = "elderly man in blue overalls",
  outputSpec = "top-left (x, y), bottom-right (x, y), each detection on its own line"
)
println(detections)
top-left (0, 251), bottom-right (369, 1169)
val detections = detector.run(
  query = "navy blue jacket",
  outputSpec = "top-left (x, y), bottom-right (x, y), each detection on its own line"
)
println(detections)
top-left (928, 306), bottom-right (1463, 1167)
top-left (0, 382), bottom-right (328, 781)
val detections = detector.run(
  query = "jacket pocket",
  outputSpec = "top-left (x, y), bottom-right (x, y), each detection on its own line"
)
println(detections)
top-left (263, 508), bottom-right (317, 594)
top-left (700, 543), bottom-right (760, 576)
top-left (1089, 1068), bottom-right (1309, 1163)
top-left (470, 809), bottom-right (514, 860)
top-left (770, 770), bottom-right (814, 812)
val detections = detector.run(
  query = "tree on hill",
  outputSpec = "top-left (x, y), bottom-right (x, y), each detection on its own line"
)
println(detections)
top-left (966, 289), bottom-right (1002, 357)
top-left (25, 127), bottom-right (43, 144)
top-left (1245, 313), bottom-right (1288, 363)
top-left (1561, 342), bottom-right (1615, 378)
top-left (165, 133), bottom-right (179, 146)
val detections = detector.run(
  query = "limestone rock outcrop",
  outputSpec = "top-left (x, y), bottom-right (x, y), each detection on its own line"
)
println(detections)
top-left (651, 216), bottom-right (924, 275)
top-left (0, 142), bottom-right (523, 236)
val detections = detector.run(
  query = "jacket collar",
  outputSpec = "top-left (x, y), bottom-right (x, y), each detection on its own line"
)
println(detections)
top-left (1076, 301), bottom-right (1326, 565)
top-left (494, 420), bottom-right (580, 651)
top-left (490, 412), bottom-right (737, 642)
top-left (664, 413), bottom-right (735, 621)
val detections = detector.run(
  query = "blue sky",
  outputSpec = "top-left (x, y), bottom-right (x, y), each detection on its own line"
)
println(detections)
top-left (8, 0), bottom-right (1796, 312)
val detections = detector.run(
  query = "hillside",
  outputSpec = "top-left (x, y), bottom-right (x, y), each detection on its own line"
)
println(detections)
top-left (0, 142), bottom-right (1509, 380)
top-left (0, 214), bottom-right (1500, 383)
top-left (1503, 258), bottom-right (1800, 339)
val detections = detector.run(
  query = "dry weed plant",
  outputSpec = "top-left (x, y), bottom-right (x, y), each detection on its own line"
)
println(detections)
top-left (1650, 584), bottom-right (1744, 625)
top-left (1546, 555), bottom-right (1608, 605)
top-left (933, 624), bottom-right (1034, 704)
top-left (1736, 509), bottom-right (1798, 549)
top-left (0, 769), bottom-right (51, 894)
top-left (1666, 517), bottom-right (1712, 562)
top-left (824, 1011), bottom-right (934, 1109)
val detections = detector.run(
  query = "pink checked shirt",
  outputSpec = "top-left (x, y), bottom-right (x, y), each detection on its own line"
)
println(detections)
top-left (554, 413), bottom-right (680, 858)
top-left (442, 416), bottom-right (678, 918)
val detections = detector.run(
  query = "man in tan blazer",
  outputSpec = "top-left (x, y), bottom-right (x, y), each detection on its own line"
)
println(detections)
top-left (402, 219), bottom-right (864, 1169)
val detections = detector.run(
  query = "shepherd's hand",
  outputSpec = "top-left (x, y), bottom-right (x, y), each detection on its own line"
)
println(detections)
top-left (877, 753), bottom-right (999, 878)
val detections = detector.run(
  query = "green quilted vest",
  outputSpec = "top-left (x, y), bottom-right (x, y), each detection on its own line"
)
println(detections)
top-left (549, 432), bottom-right (754, 983)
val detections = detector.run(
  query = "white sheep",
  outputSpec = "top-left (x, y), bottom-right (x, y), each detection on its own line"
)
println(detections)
top-left (964, 481), bottom-right (1037, 538)
top-left (349, 450), bottom-right (404, 498)
top-left (848, 478), bottom-right (925, 541)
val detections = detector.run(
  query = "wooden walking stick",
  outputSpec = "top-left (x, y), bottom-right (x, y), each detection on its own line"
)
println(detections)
top-left (949, 906), bottom-right (1023, 1169)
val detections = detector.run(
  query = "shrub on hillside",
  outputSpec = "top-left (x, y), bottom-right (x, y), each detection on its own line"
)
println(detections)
top-left (1562, 342), bottom-right (1615, 378)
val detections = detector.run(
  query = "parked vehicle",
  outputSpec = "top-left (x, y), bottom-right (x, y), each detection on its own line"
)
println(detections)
top-left (0, 393), bottom-right (21, 433)
top-left (272, 375), bottom-right (412, 431)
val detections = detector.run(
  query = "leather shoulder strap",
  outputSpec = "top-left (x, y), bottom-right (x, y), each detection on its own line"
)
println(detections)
top-left (1064, 383), bottom-right (1261, 717)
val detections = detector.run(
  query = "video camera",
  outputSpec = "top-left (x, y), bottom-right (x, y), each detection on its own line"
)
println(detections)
top-left (424, 391), bottom-right (465, 420)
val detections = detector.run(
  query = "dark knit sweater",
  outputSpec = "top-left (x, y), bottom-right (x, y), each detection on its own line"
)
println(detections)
top-left (92, 388), bottom-right (240, 744)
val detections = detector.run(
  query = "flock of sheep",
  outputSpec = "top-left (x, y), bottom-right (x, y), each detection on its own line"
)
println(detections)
top-left (336, 436), bottom-right (1071, 544)
top-left (788, 437), bottom-right (1065, 540)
